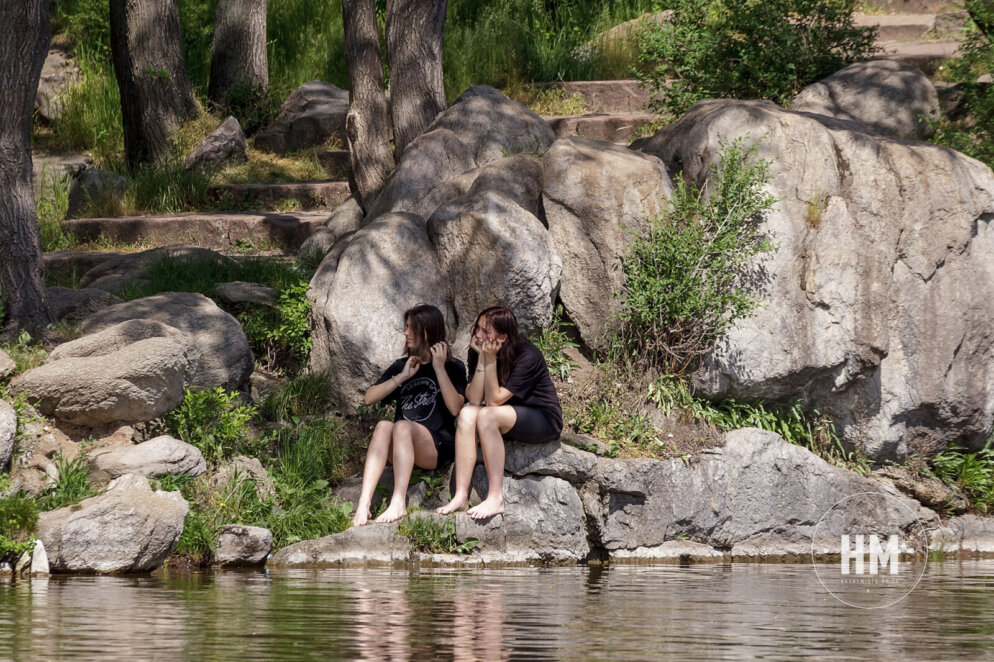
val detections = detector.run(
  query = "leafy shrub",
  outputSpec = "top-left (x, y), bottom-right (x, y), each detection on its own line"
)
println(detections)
top-left (399, 515), bottom-right (478, 555)
top-left (931, 439), bottom-right (994, 513)
top-left (41, 455), bottom-right (95, 509)
top-left (239, 281), bottom-right (313, 373)
top-left (637, 0), bottom-right (878, 118)
top-left (531, 305), bottom-right (579, 380)
top-left (165, 387), bottom-right (259, 463)
top-left (0, 486), bottom-right (40, 561)
top-left (618, 136), bottom-right (777, 373)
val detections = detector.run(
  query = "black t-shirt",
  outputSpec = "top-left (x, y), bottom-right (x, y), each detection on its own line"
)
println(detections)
top-left (469, 338), bottom-right (563, 432)
top-left (374, 357), bottom-right (468, 441)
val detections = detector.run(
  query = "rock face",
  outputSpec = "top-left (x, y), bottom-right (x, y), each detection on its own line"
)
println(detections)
top-left (216, 525), bottom-right (273, 566)
top-left (270, 524), bottom-right (413, 566)
top-left (428, 190), bottom-right (562, 352)
top-left (297, 193), bottom-right (365, 260)
top-left (634, 99), bottom-right (994, 460)
top-left (6, 410), bottom-right (79, 497)
top-left (215, 281), bottom-right (277, 307)
top-left (308, 213), bottom-right (452, 407)
top-left (67, 169), bottom-right (127, 218)
top-left (184, 116), bottom-right (248, 170)
top-left (46, 286), bottom-right (123, 324)
top-left (542, 137), bottom-right (673, 346)
top-left (80, 292), bottom-right (253, 392)
top-left (0, 349), bottom-right (14, 379)
top-left (37, 474), bottom-right (188, 573)
top-left (254, 81), bottom-right (349, 154)
top-left (88, 435), bottom-right (207, 484)
top-left (35, 47), bottom-right (80, 121)
top-left (0, 400), bottom-right (16, 472)
top-left (792, 60), bottom-right (940, 140)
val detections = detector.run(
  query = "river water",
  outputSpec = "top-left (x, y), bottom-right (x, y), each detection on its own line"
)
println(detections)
top-left (2, 560), bottom-right (994, 660)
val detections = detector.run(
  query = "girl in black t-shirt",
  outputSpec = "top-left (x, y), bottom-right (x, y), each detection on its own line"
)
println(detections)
top-left (352, 304), bottom-right (467, 526)
top-left (437, 306), bottom-right (562, 520)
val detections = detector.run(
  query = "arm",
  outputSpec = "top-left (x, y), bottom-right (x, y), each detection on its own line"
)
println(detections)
top-left (466, 360), bottom-right (485, 405)
top-left (364, 356), bottom-right (419, 405)
top-left (431, 343), bottom-right (465, 416)
top-left (481, 341), bottom-right (514, 406)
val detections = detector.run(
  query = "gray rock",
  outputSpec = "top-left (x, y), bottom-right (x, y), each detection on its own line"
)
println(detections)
top-left (932, 514), bottom-right (994, 555)
top-left (543, 136), bottom-right (673, 346)
top-left (79, 246), bottom-right (234, 289)
top-left (216, 525), bottom-right (273, 566)
top-left (456, 153), bottom-right (544, 218)
top-left (504, 440), bottom-right (597, 484)
top-left (0, 400), bottom-right (16, 472)
top-left (11, 337), bottom-right (193, 426)
top-left (0, 349), bottom-right (14, 378)
top-left (215, 281), bottom-right (277, 307)
top-left (6, 411), bottom-right (79, 497)
top-left (428, 190), bottom-right (562, 353)
top-left (67, 168), bottom-right (127, 218)
top-left (268, 523), bottom-right (413, 567)
top-left (792, 60), bottom-right (940, 140)
top-left (37, 474), bottom-right (189, 573)
top-left (46, 286), bottom-right (123, 324)
top-left (88, 435), bottom-right (207, 484)
top-left (308, 213), bottom-right (452, 408)
top-left (635, 99), bottom-right (994, 460)
top-left (207, 456), bottom-right (275, 500)
top-left (29, 540), bottom-right (49, 576)
top-left (298, 193), bottom-right (364, 260)
top-left (50, 319), bottom-right (199, 369)
top-left (80, 292), bottom-right (253, 392)
top-left (873, 465), bottom-right (967, 513)
top-left (254, 81), bottom-right (349, 154)
top-left (35, 47), bottom-right (80, 122)
top-left (184, 116), bottom-right (248, 171)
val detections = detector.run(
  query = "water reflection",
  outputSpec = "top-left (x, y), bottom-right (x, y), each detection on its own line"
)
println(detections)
top-left (1, 561), bottom-right (993, 660)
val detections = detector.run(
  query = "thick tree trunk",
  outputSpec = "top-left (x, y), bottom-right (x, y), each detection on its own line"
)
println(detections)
top-left (342, 0), bottom-right (396, 211)
top-left (109, 0), bottom-right (199, 168)
top-left (0, 0), bottom-right (54, 334)
top-left (386, 0), bottom-right (447, 158)
top-left (208, 0), bottom-right (269, 113)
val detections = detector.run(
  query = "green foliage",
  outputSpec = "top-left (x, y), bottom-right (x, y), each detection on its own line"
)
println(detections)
top-left (35, 169), bottom-right (73, 252)
top-left (124, 254), bottom-right (308, 302)
top-left (618, 136), bottom-right (777, 373)
top-left (399, 515), bottom-right (478, 555)
top-left (637, 0), bottom-right (877, 117)
top-left (270, 418), bottom-right (347, 487)
top-left (928, 85), bottom-right (994, 170)
top-left (258, 372), bottom-right (336, 422)
top-left (238, 281), bottom-right (313, 373)
top-left (40, 455), bottom-right (96, 510)
top-left (531, 305), bottom-right (579, 380)
top-left (569, 397), bottom-right (657, 455)
top-left (1, 332), bottom-right (50, 374)
top-left (0, 487), bottom-right (40, 561)
top-left (165, 387), bottom-right (259, 463)
top-left (153, 473), bottom-right (196, 493)
top-left (932, 439), bottom-right (994, 513)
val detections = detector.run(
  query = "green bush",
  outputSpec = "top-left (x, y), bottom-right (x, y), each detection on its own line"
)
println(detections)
top-left (238, 281), bottom-right (313, 373)
top-left (932, 439), bottom-right (994, 513)
top-left (637, 0), bottom-right (877, 118)
top-left (619, 136), bottom-right (777, 373)
top-left (41, 455), bottom-right (96, 510)
top-left (0, 486), bottom-right (40, 562)
top-left (398, 515), bottom-right (478, 555)
top-left (165, 387), bottom-right (259, 463)
top-left (531, 305), bottom-right (579, 381)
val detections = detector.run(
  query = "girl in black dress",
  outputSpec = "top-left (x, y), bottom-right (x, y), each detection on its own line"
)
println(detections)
top-left (437, 306), bottom-right (562, 520)
top-left (352, 304), bottom-right (467, 526)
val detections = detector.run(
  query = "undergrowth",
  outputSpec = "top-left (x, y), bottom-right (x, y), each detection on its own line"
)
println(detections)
top-left (398, 515), bottom-right (478, 555)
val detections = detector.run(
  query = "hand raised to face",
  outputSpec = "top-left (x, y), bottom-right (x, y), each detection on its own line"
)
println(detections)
top-left (481, 337), bottom-right (503, 359)
top-left (399, 355), bottom-right (421, 381)
top-left (430, 342), bottom-right (448, 367)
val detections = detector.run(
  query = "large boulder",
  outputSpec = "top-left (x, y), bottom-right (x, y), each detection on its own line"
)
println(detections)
top-left (184, 116), bottom-right (248, 171)
top-left (297, 193), bottom-right (365, 261)
top-left (46, 286), bottom-right (123, 324)
top-left (269, 523), bottom-right (413, 566)
top-left (216, 525), bottom-right (273, 566)
top-left (37, 474), bottom-right (188, 573)
top-left (791, 60), bottom-right (940, 141)
top-left (428, 190), bottom-right (562, 353)
top-left (254, 81), bottom-right (349, 154)
top-left (66, 168), bottom-right (126, 219)
top-left (87, 435), bottom-right (207, 484)
top-left (634, 99), bottom-right (994, 460)
top-left (11, 337), bottom-right (193, 426)
top-left (308, 213), bottom-right (451, 407)
top-left (0, 400), bottom-right (15, 472)
top-left (542, 136), bottom-right (673, 346)
top-left (79, 292), bottom-right (253, 392)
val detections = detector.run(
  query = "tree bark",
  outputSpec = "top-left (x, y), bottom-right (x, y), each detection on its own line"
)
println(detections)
top-left (208, 0), bottom-right (269, 112)
top-left (342, 0), bottom-right (396, 211)
top-left (385, 0), bottom-right (447, 158)
top-left (110, 0), bottom-right (199, 168)
top-left (0, 0), bottom-right (54, 334)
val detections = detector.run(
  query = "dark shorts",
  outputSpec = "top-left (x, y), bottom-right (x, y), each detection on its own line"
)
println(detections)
top-left (507, 406), bottom-right (562, 444)
top-left (429, 429), bottom-right (455, 468)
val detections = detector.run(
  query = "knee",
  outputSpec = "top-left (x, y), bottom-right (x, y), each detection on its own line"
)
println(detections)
top-left (372, 420), bottom-right (393, 443)
top-left (477, 407), bottom-right (499, 431)
top-left (392, 420), bottom-right (414, 440)
top-left (457, 405), bottom-right (480, 430)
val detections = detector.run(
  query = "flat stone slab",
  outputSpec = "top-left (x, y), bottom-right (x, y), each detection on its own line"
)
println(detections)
top-left (856, 13), bottom-right (938, 42)
top-left (541, 80), bottom-right (662, 114)
top-left (65, 212), bottom-right (328, 250)
top-left (873, 39), bottom-right (961, 71)
top-left (545, 113), bottom-right (659, 144)
top-left (211, 180), bottom-right (350, 210)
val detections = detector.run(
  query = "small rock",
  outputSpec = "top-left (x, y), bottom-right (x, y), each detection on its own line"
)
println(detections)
top-left (184, 116), bottom-right (248, 171)
top-left (35, 47), bottom-right (81, 122)
top-left (46, 286), bottom-right (123, 324)
top-left (216, 525), bottom-right (273, 566)
top-left (30, 540), bottom-right (49, 575)
top-left (88, 435), bottom-right (207, 485)
top-left (0, 400), bottom-right (16, 471)
top-left (0, 349), bottom-right (15, 378)
top-left (67, 168), bottom-right (127, 218)
top-left (215, 281), bottom-right (277, 307)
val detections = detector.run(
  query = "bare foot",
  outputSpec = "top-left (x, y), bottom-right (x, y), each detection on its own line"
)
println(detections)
top-left (436, 496), bottom-right (469, 515)
top-left (352, 506), bottom-right (372, 527)
top-left (467, 496), bottom-right (504, 520)
top-left (374, 501), bottom-right (407, 524)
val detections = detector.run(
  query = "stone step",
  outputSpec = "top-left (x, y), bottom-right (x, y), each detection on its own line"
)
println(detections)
top-left (209, 179), bottom-right (350, 211)
top-left (857, 13), bottom-right (937, 41)
top-left (540, 80), bottom-right (663, 115)
top-left (544, 113), bottom-right (659, 144)
top-left (64, 211), bottom-right (327, 251)
top-left (874, 39), bottom-right (962, 72)
top-left (865, 0), bottom-right (961, 13)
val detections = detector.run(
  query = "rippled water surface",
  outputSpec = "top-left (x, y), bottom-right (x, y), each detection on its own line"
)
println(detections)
top-left (3, 560), bottom-right (994, 660)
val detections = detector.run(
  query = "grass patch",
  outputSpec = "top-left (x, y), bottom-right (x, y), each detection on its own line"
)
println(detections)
top-left (0, 483), bottom-right (40, 562)
top-left (258, 372), bottom-right (337, 422)
top-left (399, 515), bottom-right (478, 555)
top-left (532, 305), bottom-right (579, 381)
top-left (216, 147), bottom-right (331, 185)
top-left (35, 169), bottom-right (74, 252)
top-left (931, 438), bottom-right (994, 513)
top-left (164, 387), bottom-right (261, 464)
top-left (40, 454), bottom-right (97, 510)
top-left (0, 332), bottom-right (50, 374)
top-left (504, 83), bottom-right (588, 116)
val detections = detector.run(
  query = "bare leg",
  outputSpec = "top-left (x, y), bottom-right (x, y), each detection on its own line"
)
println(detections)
top-left (468, 406), bottom-right (516, 520)
top-left (352, 420), bottom-right (394, 526)
top-left (437, 405), bottom-right (480, 515)
top-left (376, 420), bottom-right (437, 523)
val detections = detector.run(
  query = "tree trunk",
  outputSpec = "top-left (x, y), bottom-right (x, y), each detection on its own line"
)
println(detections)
top-left (109, 0), bottom-right (199, 168)
top-left (385, 0), bottom-right (447, 158)
top-left (342, 0), bottom-right (396, 211)
top-left (0, 0), bottom-right (54, 334)
top-left (208, 0), bottom-right (269, 114)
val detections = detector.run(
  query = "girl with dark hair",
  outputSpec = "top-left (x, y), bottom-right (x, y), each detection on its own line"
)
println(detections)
top-left (437, 306), bottom-right (562, 520)
top-left (352, 304), bottom-right (467, 526)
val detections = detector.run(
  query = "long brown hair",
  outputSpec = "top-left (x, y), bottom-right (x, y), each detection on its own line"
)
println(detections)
top-left (468, 306), bottom-right (520, 385)
top-left (403, 304), bottom-right (448, 364)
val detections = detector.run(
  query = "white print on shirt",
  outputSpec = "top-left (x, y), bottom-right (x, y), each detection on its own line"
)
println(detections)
top-left (398, 377), bottom-right (438, 423)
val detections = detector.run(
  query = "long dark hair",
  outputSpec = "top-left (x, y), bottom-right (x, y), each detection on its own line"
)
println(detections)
top-left (468, 306), bottom-right (520, 385)
top-left (403, 304), bottom-right (448, 364)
